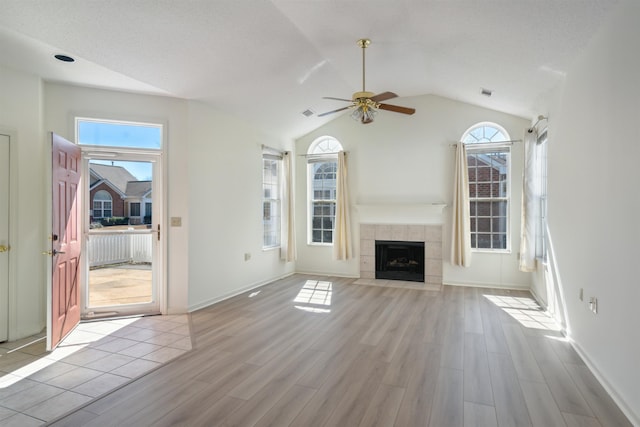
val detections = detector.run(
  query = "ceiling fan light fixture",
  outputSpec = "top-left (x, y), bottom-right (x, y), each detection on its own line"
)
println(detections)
top-left (351, 105), bottom-right (377, 124)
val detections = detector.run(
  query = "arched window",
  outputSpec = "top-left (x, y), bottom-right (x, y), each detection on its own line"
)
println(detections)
top-left (461, 122), bottom-right (511, 251)
top-left (307, 136), bottom-right (343, 244)
top-left (93, 190), bottom-right (113, 219)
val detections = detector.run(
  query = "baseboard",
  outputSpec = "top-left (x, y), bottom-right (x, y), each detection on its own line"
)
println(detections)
top-left (568, 336), bottom-right (639, 426)
top-left (293, 270), bottom-right (359, 279)
top-left (442, 280), bottom-right (530, 291)
top-left (187, 272), bottom-right (294, 312)
top-left (528, 287), bottom-right (548, 311)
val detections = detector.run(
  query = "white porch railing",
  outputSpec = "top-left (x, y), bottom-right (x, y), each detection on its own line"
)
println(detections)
top-left (88, 231), bottom-right (152, 267)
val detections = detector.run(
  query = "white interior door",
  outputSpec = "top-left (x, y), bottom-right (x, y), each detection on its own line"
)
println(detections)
top-left (1, 134), bottom-right (10, 342)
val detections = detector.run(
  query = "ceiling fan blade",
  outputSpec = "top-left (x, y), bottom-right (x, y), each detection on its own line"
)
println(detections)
top-left (378, 103), bottom-right (416, 115)
top-left (318, 106), bottom-right (351, 117)
top-left (370, 91), bottom-right (398, 102)
top-left (323, 96), bottom-right (353, 102)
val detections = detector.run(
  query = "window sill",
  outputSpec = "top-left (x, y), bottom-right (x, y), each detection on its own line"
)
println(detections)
top-left (307, 242), bottom-right (333, 247)
top-left (262, 246), bottom-right (280, 252)
top-left (472, 249), bottom-right (511, 254)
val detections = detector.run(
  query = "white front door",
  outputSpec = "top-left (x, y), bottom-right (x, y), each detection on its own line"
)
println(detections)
top-left (0, 134), bottom-right (10, 342)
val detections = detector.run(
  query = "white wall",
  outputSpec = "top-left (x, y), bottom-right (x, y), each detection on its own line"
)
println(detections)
top-left (542, 1), bottom-right (640, 422)
top-left (43, 83), bottom-right (190, 314)
top-left (0, 65), bottom-right (45, 339)
top-left (295, 94), bottom-right (531, 289)
top-left (186, 101), bottom-right (295, 310)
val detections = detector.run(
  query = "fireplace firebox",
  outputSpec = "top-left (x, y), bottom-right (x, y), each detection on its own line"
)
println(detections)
top-left (375, 240), bottom-right (425, 282)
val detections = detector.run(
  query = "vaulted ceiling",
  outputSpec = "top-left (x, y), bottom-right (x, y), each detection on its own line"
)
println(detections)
top-left (0, 1), bottom-right (620, 140)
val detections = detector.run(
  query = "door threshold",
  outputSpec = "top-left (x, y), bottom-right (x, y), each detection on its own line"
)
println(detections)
top-left (81, 311), bottom-right (161, 322)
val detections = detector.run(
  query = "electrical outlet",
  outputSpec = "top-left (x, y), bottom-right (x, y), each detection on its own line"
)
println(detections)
top-left (579, 288), bottom-right (583, 301)
top-left (589, 297), bottom-right (598, 314)
top-left (244, 252), bottom-right (251, 261)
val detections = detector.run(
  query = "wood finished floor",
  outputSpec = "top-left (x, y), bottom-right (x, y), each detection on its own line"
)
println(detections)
top-left (50, 274), bottom-right (631, 427)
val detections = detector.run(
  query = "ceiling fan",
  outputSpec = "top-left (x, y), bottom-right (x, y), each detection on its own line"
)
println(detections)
top-left (318, 38), bottom-right (416, 124)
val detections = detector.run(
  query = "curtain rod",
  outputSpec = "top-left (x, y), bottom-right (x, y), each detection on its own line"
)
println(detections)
top-left (527, 115), bottom-right (548, 133)
top-left (261, 144), bottom-right (286, 155)
top-left (449, 139), bottom-right (522, 148)
top-left (298, 151), bottom-right (347, 158)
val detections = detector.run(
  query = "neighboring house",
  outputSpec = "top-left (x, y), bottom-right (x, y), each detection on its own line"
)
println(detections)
top-left (89, 164), bottom-right (152, 225)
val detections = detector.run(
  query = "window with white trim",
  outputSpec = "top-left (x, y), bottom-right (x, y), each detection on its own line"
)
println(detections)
top-left (263, 151), bottom-right (281, 248)
top-left (93, 190), bottom-right (112, 219)
top-left (307, 136), bottom-right (343, 244)
top-left (462, 123), bottom-right (511, 251)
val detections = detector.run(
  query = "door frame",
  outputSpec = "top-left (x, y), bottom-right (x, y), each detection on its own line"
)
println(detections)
top-left (0, 130), bottom-right (18, 343)
top-left (81, 147), bottom-right (165, 318)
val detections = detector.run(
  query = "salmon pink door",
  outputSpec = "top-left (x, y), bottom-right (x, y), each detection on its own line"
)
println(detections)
top-left (48, 133), bottom-right (82, 350)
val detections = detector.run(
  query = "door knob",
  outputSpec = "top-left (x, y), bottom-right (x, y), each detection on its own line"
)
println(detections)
top-left (0, 245), bottom-right (9, 253)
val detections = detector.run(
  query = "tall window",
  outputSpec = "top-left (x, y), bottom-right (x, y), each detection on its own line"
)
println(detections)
top-left (536, 127), bottom-right (548, 260)
top-left (93, 190), bottom-right (112, 219)
top-left (263, 151), bottom-right (281, 248)
top-left (307, 136), bottom-right (343, 244)
top-left (462, 123), bottom-right (511, 251)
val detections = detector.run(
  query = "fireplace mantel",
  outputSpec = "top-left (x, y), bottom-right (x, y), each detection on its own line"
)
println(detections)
top-left (355, 203), bottom-right (447, 224)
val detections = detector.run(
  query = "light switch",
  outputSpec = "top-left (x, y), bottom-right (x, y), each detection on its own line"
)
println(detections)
top-left (170, 217), bottom-right (182, 227)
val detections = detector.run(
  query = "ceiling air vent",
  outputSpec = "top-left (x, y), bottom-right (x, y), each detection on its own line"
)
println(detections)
top-left (301, 109), bottom-right (314, 117)
top-left (480, 88), bottom-right (493, 97)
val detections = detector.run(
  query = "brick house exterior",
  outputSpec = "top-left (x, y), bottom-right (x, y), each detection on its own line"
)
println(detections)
top-left (89, 164), bottom-right (152, 225)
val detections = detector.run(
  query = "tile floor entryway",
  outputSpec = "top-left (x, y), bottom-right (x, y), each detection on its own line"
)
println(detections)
top-left (0, 315), bottom-right (192, 426)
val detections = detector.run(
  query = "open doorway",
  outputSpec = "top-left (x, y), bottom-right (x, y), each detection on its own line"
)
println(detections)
top-left (77, 118), bottom-right (164, 319)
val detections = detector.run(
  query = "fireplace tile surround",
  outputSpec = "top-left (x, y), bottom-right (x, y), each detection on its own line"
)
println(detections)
top-left (359, 223), bottom-right (443, 289)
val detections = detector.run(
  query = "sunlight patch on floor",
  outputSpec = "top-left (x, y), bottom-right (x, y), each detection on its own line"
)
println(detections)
top-left (293, 280), bottom-right (332, 313)
top-left (483, 294), bottom-right (561, 331)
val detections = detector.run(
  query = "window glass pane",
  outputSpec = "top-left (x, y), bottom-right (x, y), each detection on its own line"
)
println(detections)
top-left (477, 218), bottom-right (491, 232)
top-left (94, 190), bottom-right (112, 201)
top-left (477, 234), bottom-right (492, 248)
top-left (104, 210), bottom-right (112, 218)
top-left (477, 202), bottom-right (491, 216)
top-left (131, 203), bottom-right (141, 216)
top-left (491, 201), bottom-right (507, 217)
top-left (77, 119), bottom-right (162, 149)
top-left (492, 218), bottom-right (507, 233)
top-left (492, 234), bottom-right (507, 249)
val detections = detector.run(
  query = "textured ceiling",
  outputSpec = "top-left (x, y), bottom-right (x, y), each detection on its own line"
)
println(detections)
top-left (0, 0), bottom-right (620, 140)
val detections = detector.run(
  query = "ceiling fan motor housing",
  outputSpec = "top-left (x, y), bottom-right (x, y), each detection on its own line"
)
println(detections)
top-left (352, 91), bottom-right (375, 100)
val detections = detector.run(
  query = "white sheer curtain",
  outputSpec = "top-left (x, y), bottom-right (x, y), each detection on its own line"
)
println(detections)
top-left (333, 151), bottom-right (352, 260)
top-left (280, 151), bottom-right (296, 262)
top-left (451, 143), bottom-right (471, 266)
top-left (519, 130), bottom-right (540, 272)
